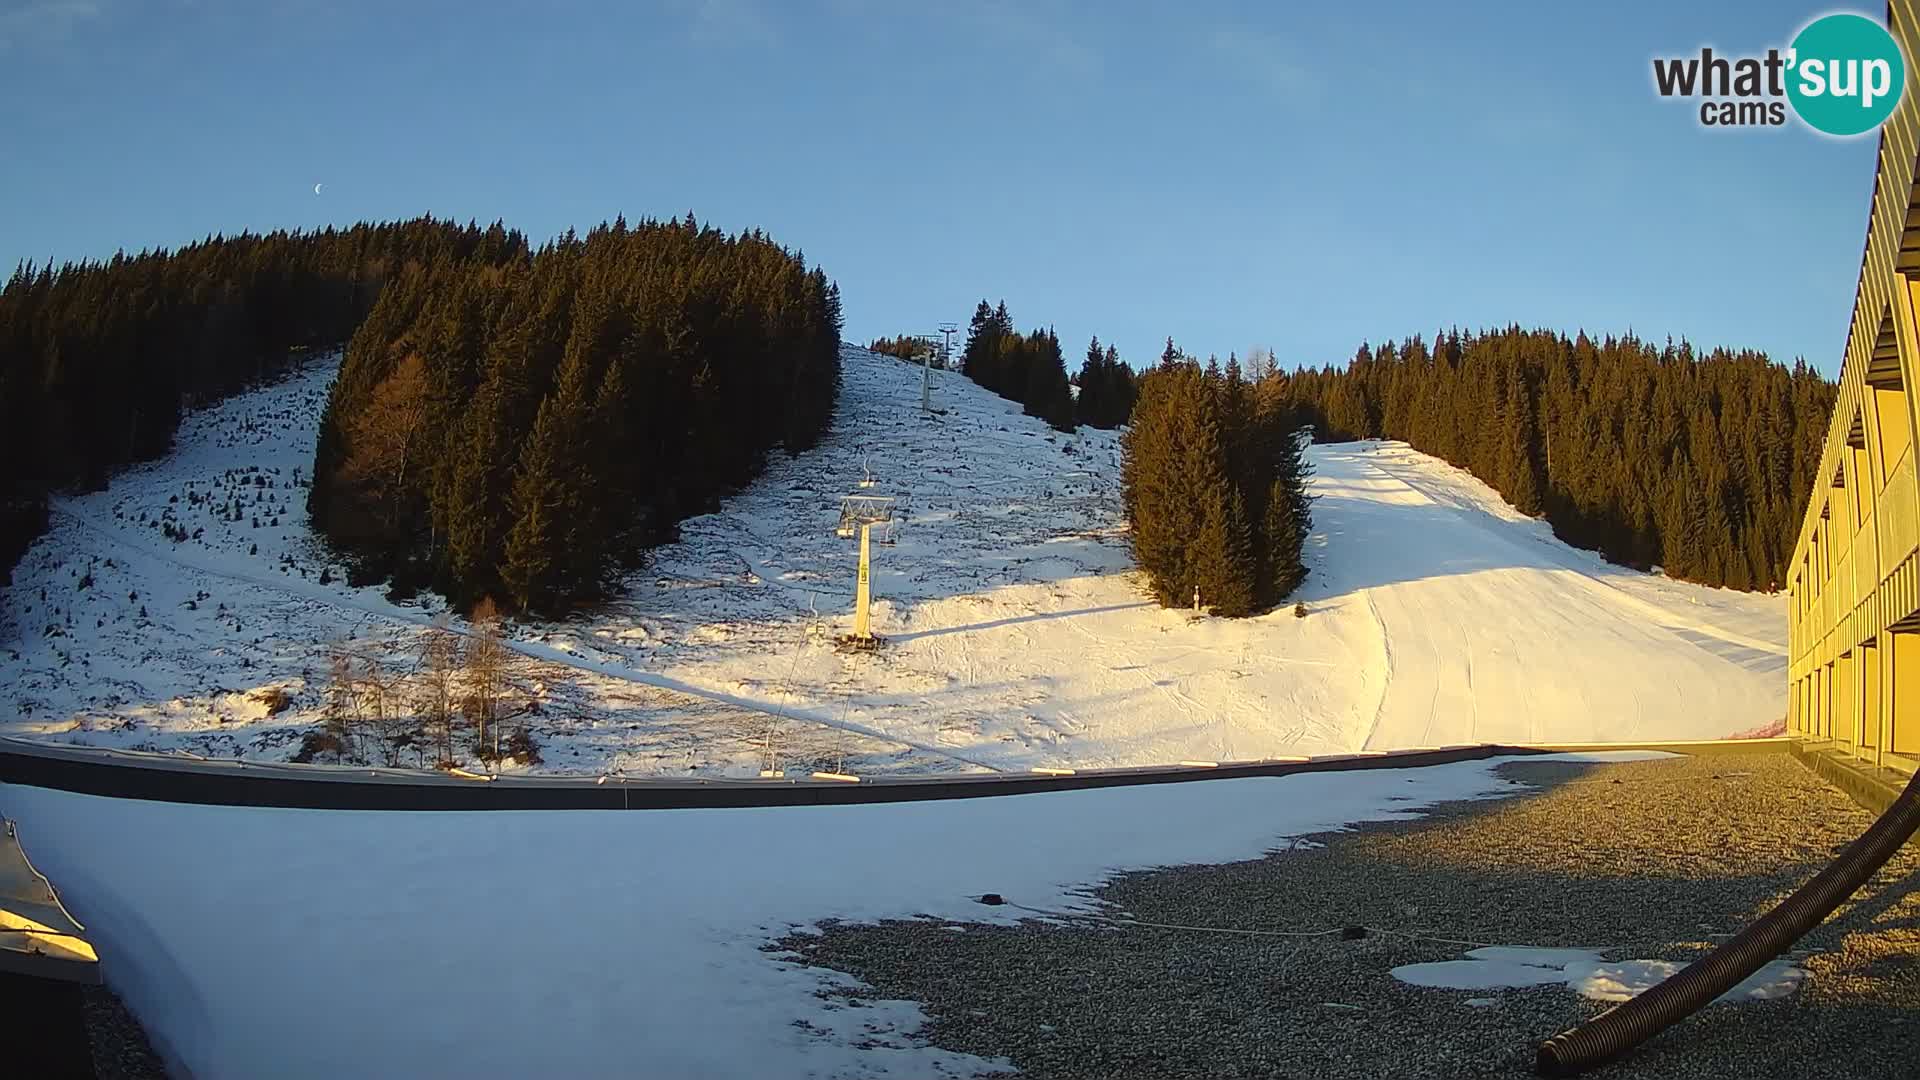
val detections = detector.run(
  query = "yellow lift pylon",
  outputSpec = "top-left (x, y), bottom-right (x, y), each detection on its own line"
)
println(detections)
top-left (835, 493), bottom-right (895, 651)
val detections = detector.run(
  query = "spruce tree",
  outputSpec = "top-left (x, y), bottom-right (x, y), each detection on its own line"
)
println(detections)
top-left (1021, 329), bottom-right (1075, 431)
top-left (1122, 362), bottom-right (1289, 615)
top-left (501, 354), bottom-right (591, 613)
top-left (962, 300), bottom-right (997, 385)
top-left (1077, 336), bottom-right (1106, 428)
top-left (1122, 368), bottom-right (1203, 606)
top-left (1106, 344), bottom-right (1135, 424)
top-left (1264, 474), bottom-right (1307, 597)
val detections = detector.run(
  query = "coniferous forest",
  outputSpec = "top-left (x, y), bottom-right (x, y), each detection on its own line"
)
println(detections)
top-left (1123, 345), bottom-right (1311, 616)
top-left (959, 300), bottom-right (1078, 432)
top-left (0, 216), bottom-right (842, 612)
top-left (867, 334), bottom-right (939, 364)
top-left (1273, 328), bottom-right (1836, 591)
top-left (309, 216), bottom-right (843, 614)
top-left (2, 223), bottom-right (1829, 615)
top-left (1075, 335), bottom-right (1138, 429)
top-left (0, 217), bottom-right (527, 588)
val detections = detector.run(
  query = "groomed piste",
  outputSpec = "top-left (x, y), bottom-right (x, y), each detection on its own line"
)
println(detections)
top-left (0, 347), bottom-right (1787, 778)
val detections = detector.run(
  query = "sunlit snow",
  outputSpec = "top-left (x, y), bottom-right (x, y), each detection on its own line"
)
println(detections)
top-left (0, 346), bottom-right (1787, 775)
top-left (1391, 945), bottom-right (1806, 1003)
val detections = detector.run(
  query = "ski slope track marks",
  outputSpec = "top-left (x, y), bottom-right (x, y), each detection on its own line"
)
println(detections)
top-left (0, 348), bottom-right (1787, 775)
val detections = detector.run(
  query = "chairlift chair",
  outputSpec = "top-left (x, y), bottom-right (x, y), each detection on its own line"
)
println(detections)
top-left (835, 494), bottom-right (897, 544)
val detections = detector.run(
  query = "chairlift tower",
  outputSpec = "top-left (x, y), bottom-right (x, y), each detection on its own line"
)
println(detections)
top-left (835, 494), bottom-right (897, 651)
top-left (938, 323), bottom-right (959, 368)
top-left (925, 322), bottom-right (959, 412)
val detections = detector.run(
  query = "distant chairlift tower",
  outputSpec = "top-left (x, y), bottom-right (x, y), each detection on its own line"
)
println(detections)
top-left (835, 494), bottom-right (897, 650)
top-left (928, 323), bottom-right (959, 412)
top-left (938, 322), bottom-right (959, 368)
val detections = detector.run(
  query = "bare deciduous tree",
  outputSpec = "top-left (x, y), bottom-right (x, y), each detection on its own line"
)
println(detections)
top-left (1245, 345), bottom-right (1277, 383)
top-left (465, 597), bottom-right (507, 761)
top-left (316, 636), bottom-right (419, 766)
top-left (417, 620), bottom-right (462, 768)
top-left (321, 642), bottom-right (359, 762)
top-left (360, 659), bottom-right (415, 766)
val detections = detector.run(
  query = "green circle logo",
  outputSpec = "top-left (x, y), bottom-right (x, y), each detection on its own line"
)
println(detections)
top-left (1787, 13), bottom-right (1907, 136)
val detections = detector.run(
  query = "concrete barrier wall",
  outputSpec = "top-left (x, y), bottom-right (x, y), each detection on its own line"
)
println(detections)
top-left (0, 735), bottom-right (1795, 812)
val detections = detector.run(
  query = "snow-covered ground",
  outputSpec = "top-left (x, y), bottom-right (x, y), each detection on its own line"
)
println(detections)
top-left (0, 346), bottom-right (1787, 775)
top-left (0, 751), bottom-right (1666, 1079)
top-left (1391, 945), bottom-right (1804, 1003)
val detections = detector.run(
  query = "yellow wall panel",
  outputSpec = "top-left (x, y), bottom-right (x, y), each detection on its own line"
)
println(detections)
top-left (1787, 7), bottom-right (1920, 775)
top-left (1877, 387), bottom-right (1911, 483)
top-left (1893, 633), bottom-right (1920, 756)
top-left (1836, 653), bottom-right (1855, 745)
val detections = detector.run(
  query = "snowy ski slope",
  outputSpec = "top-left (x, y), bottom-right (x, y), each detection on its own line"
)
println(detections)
top-left (0, 346), bottom-right (1787, 774)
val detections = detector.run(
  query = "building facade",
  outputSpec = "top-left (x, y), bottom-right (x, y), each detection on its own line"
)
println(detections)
top-left (1787, 3), bottom-right (1920, 775)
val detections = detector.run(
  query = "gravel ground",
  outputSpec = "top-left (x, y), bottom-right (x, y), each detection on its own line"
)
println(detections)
top-left (82, 984), bottom-right (168, 1079)
top-left (780, 752), bottom-right (1920, 1079)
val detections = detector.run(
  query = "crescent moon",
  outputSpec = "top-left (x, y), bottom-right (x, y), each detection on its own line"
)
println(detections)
top-left (313, 183), bottom-right (323, 195)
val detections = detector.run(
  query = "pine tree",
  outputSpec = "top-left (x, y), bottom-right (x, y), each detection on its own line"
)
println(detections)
top-left (1502, 362), bottom-right (1541, 515)
top-left (588, 357), bottom-right (637, 563)
top-left (962, 300), bottom-right (998, 386)
top-left (1122, 368), bottom-right (1204, 606)
top-left (500, 354), bottom-right (592, 613)
top-left (1264, 474), bottom-right (1307, 597)
top-left (1105, 344), bottom-right (1136, 425)
top-left (1122, 362), bottom-right (1299, 615)
top-left (1077, 336), bottom-right (1106, 428)
top-left (1022, 329), bottom-right (1075, 431)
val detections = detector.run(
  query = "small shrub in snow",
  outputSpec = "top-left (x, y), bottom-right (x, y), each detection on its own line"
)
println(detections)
top-left (253, 687), bottom-right (293, 716)
top-left (291, 729), bottom-right (346, 763)
top-left (504, 727), bottom-right (542, 766)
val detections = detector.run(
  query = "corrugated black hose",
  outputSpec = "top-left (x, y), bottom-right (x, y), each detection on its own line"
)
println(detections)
top-left (1536, 766), bottom-right (1920, 1076)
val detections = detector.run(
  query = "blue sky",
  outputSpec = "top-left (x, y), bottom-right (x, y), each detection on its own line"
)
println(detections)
top-left (0, 1), bottom-right (1884, 374)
